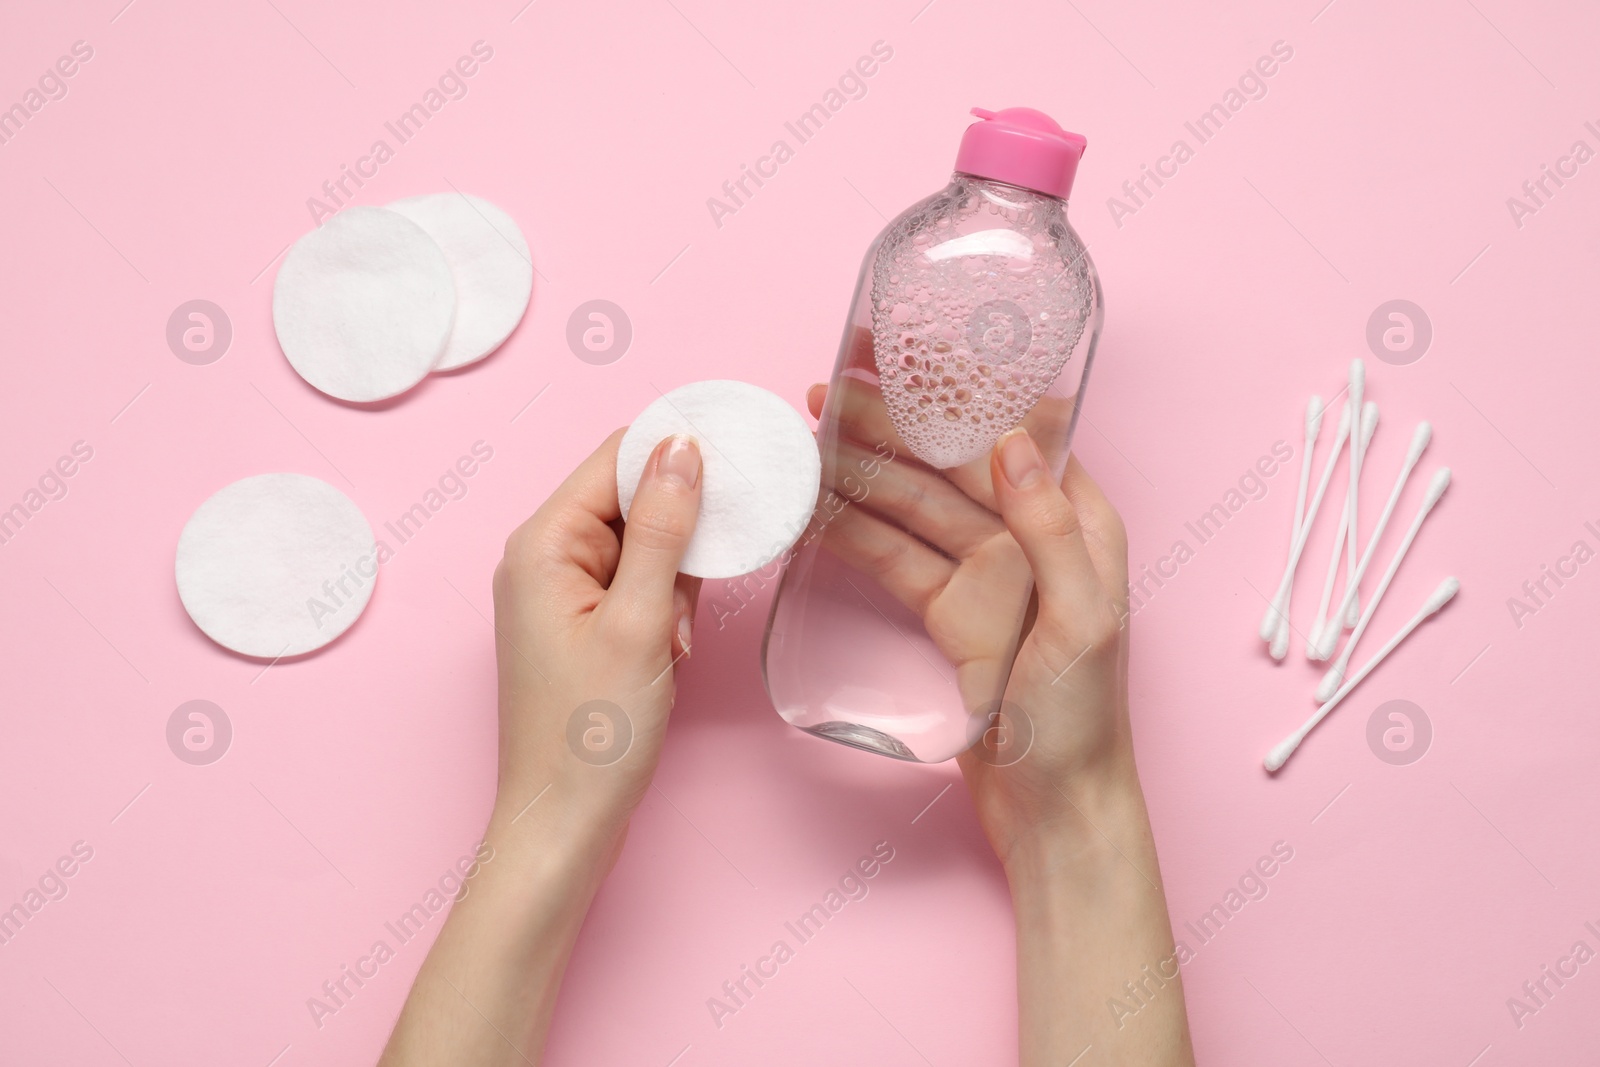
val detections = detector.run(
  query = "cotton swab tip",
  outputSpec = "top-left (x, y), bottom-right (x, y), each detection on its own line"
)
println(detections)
top-left (1425, 466), bottom-right (1452, 506)
top-left (1306, 394), bottom-right (1325, 437)
top-left (1408, 422), bottom-right (1433, 462)
top-left (1315, 664), bottom-right (1344, 703)
top-left (1259, 603), bottom-right (1283, 642)
top-left (1361, 400), bottom-right (1379, 440)
top-left (1265, 734), bottom-right (1301, 772)
top-left (1350, 358), bottom-right (1365, 391)
top-left (1270, 623), bottom-right (1290, 660)
top-left (1313, 624), bottom-right (1340, 661)
top-left (1425, 576), bottom-right (1462, 614)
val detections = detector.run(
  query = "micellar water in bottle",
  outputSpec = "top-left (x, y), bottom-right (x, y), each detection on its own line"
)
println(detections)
top-left (761, 107), bottom-right (1103, 763)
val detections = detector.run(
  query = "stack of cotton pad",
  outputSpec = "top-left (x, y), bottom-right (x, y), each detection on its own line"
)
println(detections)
top-left (273, 193), bottom-right (533, 402)
top-left (388, 194), bottom-right (531, 372)
top-left (617, 381), bottom-right (822, 580)
top-left (176, 474), bottom-right (377, 657)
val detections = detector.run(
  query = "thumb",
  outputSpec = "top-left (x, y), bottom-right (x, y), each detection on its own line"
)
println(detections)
top-left (990, 429), bottom-right (1103, 623)
top-left (606, 435), bottom-right (703, 644)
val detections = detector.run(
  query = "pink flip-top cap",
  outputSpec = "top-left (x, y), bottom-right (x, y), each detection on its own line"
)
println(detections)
top-left (954, 107), bottom-right (1087, 200)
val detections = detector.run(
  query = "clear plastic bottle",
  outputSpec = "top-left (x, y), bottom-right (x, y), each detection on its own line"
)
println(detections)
top-left (761, 107), bottom-right (1103, 763)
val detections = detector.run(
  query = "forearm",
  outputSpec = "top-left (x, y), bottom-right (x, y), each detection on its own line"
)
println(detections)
top-left (1005, 758), bottom-right (1194, 1067)
top-left (378, 792), bottom-right (621, 1067)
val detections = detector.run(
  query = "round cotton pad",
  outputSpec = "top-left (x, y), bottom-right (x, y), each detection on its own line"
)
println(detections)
top-left (273, 206), bottom-right (456, 401)
top-left (176, 474), bottom-right (378, 658)
top-left (617, 380), bottom-right (821, 580)
top-left (388, 192), bottom-right (533, 371)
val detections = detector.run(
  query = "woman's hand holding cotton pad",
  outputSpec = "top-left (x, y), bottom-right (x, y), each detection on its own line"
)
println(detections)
top-left (617, 381), bottom-right (821, 580)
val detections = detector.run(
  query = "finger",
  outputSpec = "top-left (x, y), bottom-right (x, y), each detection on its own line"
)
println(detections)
top-left (504, 429), bottom-right (626, 589)
top-left (830, 438), bottom-right (1006, 559)
top-left (820, 375), bottom-right (907, 460)
top-left (1023, 392), bottom-right (1078, 460)
top-left (1060, 454), bottom-right (1129, 592)
top-left (990, 429), bottom-right (1104, 621)
top-left (672, 574), bottom-right (702, 659)
top-left (817, 376), bottom-right (998, 507)
top-left (807, 382), bottom-right (827, 420)
top-left (844, 324), bottom-right (876, 371)
top-left (602, 435), bottom-right (704, 641)
top-left (539, 427), bottom-right (626, 523)
top-left (819, 503), bottom-right (955, 617)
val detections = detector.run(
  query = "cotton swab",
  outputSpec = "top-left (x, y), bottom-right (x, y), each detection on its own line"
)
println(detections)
top-left (1289, 396), bottom-right (1325, 552)
top-left (1267, 397), bottom-right (1326, 659)
top-left (1343, 360), bottom-right (1366, 626)
top-left (1315, 467), bottom-right (1451, 700)
top-left (1314, 421), bottom-right (1433, 659)
top-left (1259, 403), bottom-right (1352, 647)
top-left (1305, 505), bottom-right (1350, 661)
top-left (1306, 401), bottom-right (1378, 659)
top-left (1265, 576), bottom-right (1459, 772)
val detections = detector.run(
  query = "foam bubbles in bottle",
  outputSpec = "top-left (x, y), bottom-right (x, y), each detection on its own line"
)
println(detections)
top-left (762, 108), bottom-right (1103, 763)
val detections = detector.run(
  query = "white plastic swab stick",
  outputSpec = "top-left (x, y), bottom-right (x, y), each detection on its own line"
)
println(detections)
top-left (1318, 421), bottom-right (1432, 659)
top-left (1258, 403), bottom-right (1352, 644)
top-left (1305, 401), bottom-right (1378, 659)
top-left (1305, 504), bottom-right (1349, 660)
top-left (1289, 396), bottom-right (1324, 553)
top-left (1315, 467), bottom-right (1451, 700)
top-left (1268, 397), bottom-right (1327, 659)
top-left (1343, 360), bottom-right (1366, 626)
top-left (1266, 576), bottom-right (1459, 772)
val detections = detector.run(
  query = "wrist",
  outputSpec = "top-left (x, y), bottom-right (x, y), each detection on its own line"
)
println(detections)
top-left (487, 778), bottom-right (628, 884)
top-left (433, 789), bottom-right (625, 983)
top-left (491, 720), bottom-right (663, 857)
top-left (997, 751), bottom-right (1195, 1066)
top-left (1000, 751), bottom-right (1154, 894)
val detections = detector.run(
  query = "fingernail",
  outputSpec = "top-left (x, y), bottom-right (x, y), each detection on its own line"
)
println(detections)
top-left (656, 434), bottom-right (701, 488)
top-left (676, 611), bottom-right (693, 659)
top-left (999, 430), bottom-right (1045, 489)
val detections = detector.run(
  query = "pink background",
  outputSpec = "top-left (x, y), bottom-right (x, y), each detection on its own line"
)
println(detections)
top-left (3, 0), bottom-right (1598, 1063)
